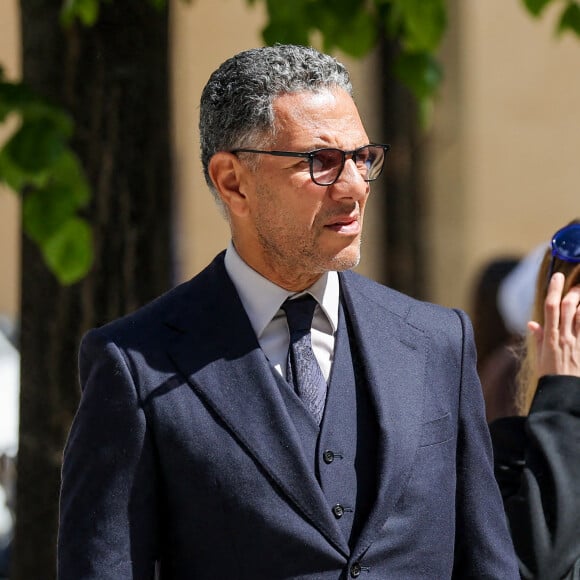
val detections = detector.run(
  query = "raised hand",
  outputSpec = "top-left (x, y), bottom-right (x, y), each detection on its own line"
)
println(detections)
top-left (528, 272), bottom-right (580, 377)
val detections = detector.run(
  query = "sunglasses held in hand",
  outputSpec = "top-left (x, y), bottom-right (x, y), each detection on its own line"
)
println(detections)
top-left (547, 223), bottom-right (580, 282)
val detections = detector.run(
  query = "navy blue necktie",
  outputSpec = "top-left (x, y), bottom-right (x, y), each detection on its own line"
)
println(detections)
top-left (281, 295), bottom-right (327, 424)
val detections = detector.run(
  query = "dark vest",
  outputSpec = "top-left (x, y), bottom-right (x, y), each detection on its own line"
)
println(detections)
top-left (273, 299), bottom-right (379, 548)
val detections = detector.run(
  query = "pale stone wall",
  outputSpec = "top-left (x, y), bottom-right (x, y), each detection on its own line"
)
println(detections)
top-left (0, 0), bottom-right (21, 321)
top-left (429, 1), bottom-right (580, 311)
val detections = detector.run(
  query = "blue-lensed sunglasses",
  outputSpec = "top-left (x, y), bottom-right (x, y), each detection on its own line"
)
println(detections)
top-left (547, 223), bottom-right (580, 282)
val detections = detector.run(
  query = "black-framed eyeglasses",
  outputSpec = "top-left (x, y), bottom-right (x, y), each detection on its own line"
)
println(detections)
top-left (547, 223), bottom-right (580, 282)
top-left (230, 143), bottom-right (391, 186)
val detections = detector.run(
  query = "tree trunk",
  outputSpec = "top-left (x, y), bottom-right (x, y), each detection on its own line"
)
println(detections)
top-left (380, 38), bottom-right (426, 299)
top-left (12, 1), bottom-right (172, 577)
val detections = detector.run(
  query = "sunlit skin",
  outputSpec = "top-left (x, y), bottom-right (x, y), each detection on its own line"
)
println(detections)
top-left (209, 88), bottom-right (371, 291)
top-left (528, 272), bottom-right (580, 377)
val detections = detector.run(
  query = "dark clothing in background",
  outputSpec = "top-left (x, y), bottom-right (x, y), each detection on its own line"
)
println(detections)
top-left (490, 375), bottom-right (580, 580)
top-left (479, 343), bottom-right (520, 422)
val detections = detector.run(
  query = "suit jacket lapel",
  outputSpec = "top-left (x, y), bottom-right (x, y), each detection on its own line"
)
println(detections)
top-left (164, 255), bottom-right (349, 556)
top-left (339, 272), bottom-right (428, 554)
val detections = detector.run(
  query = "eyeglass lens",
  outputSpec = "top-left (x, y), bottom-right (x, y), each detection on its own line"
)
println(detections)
top-left (311, 145), bottom-right (385, 185)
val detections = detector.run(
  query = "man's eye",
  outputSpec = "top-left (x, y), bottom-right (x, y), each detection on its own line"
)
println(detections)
top-left (311, 157), bottom-right (324, 172)
top-left (355, 152), bottom-right (372, 166)
top-left (314, 151), bottom-right (341, 170)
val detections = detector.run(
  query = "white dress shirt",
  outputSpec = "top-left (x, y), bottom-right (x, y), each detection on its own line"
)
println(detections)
top-left (224, 241), bottom-right (339, 381)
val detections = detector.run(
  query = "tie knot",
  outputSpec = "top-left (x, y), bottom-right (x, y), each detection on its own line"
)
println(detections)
top-left (281, 295), bottom-right (318, 335)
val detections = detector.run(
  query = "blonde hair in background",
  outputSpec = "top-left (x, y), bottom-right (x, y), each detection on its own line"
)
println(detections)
top-left (516, 220), bottom-right (580, 414)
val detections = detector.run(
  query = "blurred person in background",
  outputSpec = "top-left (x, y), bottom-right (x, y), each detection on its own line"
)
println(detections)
top-left (0, 318), bottom-right (18, 579)
top-left (470, 243), bottom-right (548, 423)
top-left (490, 220), bottom-right (580, 580)
top-left (471, 257), bottom-right (521, 422)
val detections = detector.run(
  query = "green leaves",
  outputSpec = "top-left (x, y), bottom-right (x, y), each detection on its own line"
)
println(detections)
top-left (394, 52), bottom-right (443, 101)
top-left (42, 217), bottom-right (93, 286)
top-left (521, 0), bottom-right (580, 38)
top-left (558, 2), bottom-right (580, 36)
top-left (248, 0), bottom-right (447, 123)
top-left (387, 0), bottom-right (446, 123)
top-left (21, 152), bottom-right (90, 244)
top-left (260, 0), bottom-right (377, 56)
top-left (310, 0), bottom-right (378, 58)
top-left (389, 0), bottom-right (447, 53)
top-left (148, 0), bottom-right (168, 10)
top-left (522, 0), bottom-right (553, 17)
top-left (261, 0), bottom-right (310, 47)
top-left (0, 71), bottom-right (93, 285)
top-left (1, 0), bottom-right (173, 286)
top-left (60, 0), bottom-right (167, 27)
top-left (4, 118), bottom-right (70, 173)
top-left (61, 0), bottom-right (101, 27)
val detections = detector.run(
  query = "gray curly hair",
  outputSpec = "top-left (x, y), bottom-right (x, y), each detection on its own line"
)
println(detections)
top-left (199, 44), bottom-right (353, 203)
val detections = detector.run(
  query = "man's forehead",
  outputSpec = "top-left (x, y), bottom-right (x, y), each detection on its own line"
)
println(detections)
top-left (271, 89), bottom-right (368, 145)
top-left (272, 87), bottom-right (352, 107)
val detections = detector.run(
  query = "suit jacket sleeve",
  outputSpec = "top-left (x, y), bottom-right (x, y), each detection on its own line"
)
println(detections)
top-left (490, 375), bottom-right (580, 580)
top-left (58, 328), bottom-right (159, 580)
top-left (451, 309), bottom-right (520, 579)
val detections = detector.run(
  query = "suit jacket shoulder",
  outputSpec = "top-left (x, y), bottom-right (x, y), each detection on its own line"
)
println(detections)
top-left (340, 269), bottom-right (468, 339)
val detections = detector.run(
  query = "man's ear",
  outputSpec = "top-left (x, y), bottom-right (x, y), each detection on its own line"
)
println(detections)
top-left (208, 152), bottom-right (251, 217)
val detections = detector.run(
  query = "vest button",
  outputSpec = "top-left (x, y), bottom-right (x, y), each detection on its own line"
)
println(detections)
top-left (323, 450), bottom-right (335, 464)
top-left (332, 504), bottom-right (344, 518)
top-left (350, 562), bottom-right (362, 577)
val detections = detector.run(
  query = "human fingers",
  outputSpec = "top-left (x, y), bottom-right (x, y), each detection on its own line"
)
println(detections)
top-left (527, 320), bottom-right (542, 338)
top-left (527, 320), bottom-right (544, 354)
top-left (576, 288), bottom-right (580, 336)
top-left (543, 272), bottom-right (565, 341)
top-left (559, 284), bottom-right (580, 339)
top-left (541, 278), bottom-right (580, 377)
top-left (562, 284), bottom-right (580, 377)
top-left (534, 273), bottom-right (565, 377)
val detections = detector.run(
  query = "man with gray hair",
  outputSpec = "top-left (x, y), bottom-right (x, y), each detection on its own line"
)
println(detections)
top-left (58, 44), bottom-right (519, 579)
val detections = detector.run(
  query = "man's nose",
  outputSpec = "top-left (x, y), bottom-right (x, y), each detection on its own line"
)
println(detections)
top-left (328, 158), bottom-right (369, 200)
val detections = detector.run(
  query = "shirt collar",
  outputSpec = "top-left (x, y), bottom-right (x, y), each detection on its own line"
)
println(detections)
top-left (224, 241), bottom-right (339, 338)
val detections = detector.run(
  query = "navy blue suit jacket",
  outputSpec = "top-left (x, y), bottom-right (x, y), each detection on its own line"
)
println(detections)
top-left (58, 252), bottom-right (519, 579)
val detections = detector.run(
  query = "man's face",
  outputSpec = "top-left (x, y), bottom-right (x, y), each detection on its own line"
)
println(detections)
top-left (232, 88), bottom-right (371, 290)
